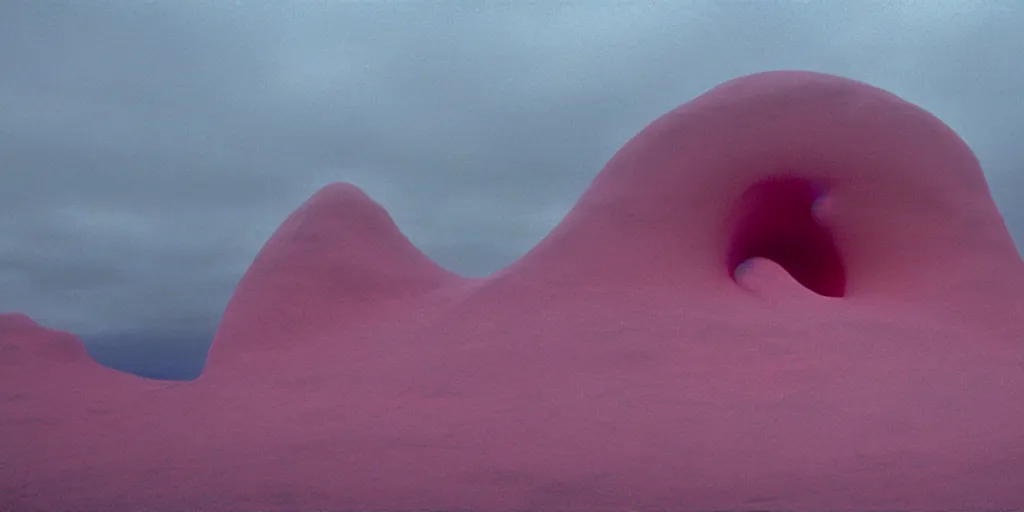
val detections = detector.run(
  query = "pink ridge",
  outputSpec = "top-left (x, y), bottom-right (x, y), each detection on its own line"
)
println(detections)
top-left (2, 71), bottom-right (1023, 511)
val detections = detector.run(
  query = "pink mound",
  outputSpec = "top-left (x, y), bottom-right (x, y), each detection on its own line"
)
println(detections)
top-left (3, 71), bottom-right (1023, 511)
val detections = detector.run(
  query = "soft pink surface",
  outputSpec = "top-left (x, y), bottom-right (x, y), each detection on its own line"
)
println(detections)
top-left (3, 71), bottom-right (1023, 511)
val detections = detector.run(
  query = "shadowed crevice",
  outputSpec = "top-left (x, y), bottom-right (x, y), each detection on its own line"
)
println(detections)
top-left (728, 176), bottom-right (846, 297)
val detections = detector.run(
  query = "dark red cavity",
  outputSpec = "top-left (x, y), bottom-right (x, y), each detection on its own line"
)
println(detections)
top-left (728, 176), bottom-right (846, 297)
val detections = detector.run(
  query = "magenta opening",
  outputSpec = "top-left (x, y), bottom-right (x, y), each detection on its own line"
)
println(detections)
top-left (727, 176), bottom-right (846, 297)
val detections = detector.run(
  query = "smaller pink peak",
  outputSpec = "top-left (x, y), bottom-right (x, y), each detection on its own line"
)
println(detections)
top-left (307, 181), bottom-right (373, 202)
top-left (264, 180), bottom-right (460, 296)
top-left (0, 312), bottom-right (89, 365)
top-left (300, 182), bottom-right (382, 223)
top-left (206, 182), bottom-right (463, 368)
top-left (0, 312), bottom-right (39, 330)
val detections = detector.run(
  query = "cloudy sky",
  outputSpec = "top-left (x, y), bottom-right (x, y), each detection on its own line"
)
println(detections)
top-left (2, 1), bottom-right (1022, 379)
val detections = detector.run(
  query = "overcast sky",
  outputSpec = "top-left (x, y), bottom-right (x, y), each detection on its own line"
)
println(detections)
top-left (2, 1), bottom-right (1022, 379)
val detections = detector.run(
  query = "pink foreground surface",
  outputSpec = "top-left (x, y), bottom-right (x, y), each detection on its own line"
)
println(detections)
top-left (3, 71), bottom-right (1024, 511)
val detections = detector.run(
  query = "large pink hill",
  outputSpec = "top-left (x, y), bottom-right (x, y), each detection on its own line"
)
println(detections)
top-left (3, 71), bottom-right (1023, 511)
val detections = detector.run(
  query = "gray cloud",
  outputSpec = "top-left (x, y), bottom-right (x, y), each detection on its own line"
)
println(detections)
top-left (2, 1), bottom-right (1022, 351)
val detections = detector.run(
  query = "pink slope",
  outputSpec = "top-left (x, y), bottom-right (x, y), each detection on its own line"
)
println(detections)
top-left (2, 70), bottom-right (1023, 512)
